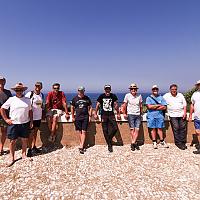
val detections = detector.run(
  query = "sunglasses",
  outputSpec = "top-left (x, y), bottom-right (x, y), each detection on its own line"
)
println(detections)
top-left (130, 88), bottom-right (137, 91)
top-left (53, 87), bottom-right (59, 90)
top-left (152, 88), bottom-right (158, 91)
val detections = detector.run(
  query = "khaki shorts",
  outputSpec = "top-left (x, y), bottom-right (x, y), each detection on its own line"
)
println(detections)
top-left (46, 109), bottom-right (65, 118)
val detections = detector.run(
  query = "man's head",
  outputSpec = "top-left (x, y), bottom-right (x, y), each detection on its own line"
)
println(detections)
top-left (78, 86), bottom-right (85, 95)
top-left (11, 82), bottom-right (28, 97)
top-left (170, 84), bottom-right (178, 96)
top-left (0, 75), bottom-right (6, 88)
top-left (104, 84), bottom-right (111, 95)
top-left (52, 83), bottom-right (60, 93)
top-left (35, 82), bottom-right (43, 92)
top-left (152, 85), bottom-right (159, 96)
top-left (129, 83), bottom-right (138, 95)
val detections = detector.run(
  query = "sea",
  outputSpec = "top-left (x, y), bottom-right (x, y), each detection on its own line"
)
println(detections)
top-left (42, 92), bottom-right (155, 107)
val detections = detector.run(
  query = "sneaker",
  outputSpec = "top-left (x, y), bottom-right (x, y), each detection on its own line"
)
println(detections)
top-left (27, 148), bottom-right (32, 157)
top-left (32, 146), bottom-right (41, 154)
top-left (131, 143), bottom-right (136, 151)
top-left (108, 145), bottom-right (113, 153)
top-left (160, 141), bottom-right (169, 148)
top-left (193, 149), bottom-right (200, 154)
top-left (135, 143), bottom-right (140, 150)
top-left (79, 148), bottom-right (84, 154)
top-left (153, 142), bottom-right (158, 149)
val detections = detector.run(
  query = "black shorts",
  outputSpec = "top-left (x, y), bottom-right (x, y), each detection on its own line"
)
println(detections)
top-left (7, 122), bottom-right (30, 140)
top-left (75, 117), bottom-right (89, 131)
top-left (33, 120), bottom-right (41, 128)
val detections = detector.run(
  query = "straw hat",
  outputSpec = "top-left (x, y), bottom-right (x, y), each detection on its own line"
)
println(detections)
top-left (11, 83), bottom-right (28, 91)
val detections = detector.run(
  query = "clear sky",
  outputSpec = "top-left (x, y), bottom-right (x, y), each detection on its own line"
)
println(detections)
top-left (0, 0), bottom-right (200, 93)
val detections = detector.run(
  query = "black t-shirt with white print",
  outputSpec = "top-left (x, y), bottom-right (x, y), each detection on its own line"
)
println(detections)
top-left (97, 93), bottom-right (118, 116)
top-left (71, 95), bottom-right (92, 120)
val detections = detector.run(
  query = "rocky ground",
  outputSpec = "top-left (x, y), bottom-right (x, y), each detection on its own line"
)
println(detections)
top-left (0, 144), bottom-right (200, 200)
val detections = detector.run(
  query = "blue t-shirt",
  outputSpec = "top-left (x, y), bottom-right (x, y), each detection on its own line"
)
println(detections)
top-left (146, 95), bottom-right (167, 119)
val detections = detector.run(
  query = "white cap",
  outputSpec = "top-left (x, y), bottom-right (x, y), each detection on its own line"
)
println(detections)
top-left (152, 85), bottom-right (159, 89)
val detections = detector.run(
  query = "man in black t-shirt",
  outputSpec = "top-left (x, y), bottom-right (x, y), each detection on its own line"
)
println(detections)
top-left (71, 86), bottom-right (92, 154)
top-left (0, 76), bottom-right (12, 155)
top-left (94, 84), bottom-right (121, 152)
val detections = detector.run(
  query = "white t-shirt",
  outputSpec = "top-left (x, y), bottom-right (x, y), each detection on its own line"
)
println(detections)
top-left (2, 96), bottom-right (32, 124)
top-left (163, 92), bottom-right (187, 117)
top-left (25, 91), bottom-right (43, 120)
top-left (123, 93), bottom-right (142, 115)
top-left (191, 91), bottom-right (200, 120)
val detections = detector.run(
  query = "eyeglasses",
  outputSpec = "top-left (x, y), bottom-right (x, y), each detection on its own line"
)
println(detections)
top-left (130, 88), bottom-right (137, 91)
top-left (53, 87), bottom-right (59, 90)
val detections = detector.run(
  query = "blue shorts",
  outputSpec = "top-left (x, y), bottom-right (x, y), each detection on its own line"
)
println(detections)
top-left (128, 114), bottom-right (141, 129)
top-left (75, 117), bottom-right (89, 131)
top-left (194, 119), bottom-right (200, 130)
top-left (7, 122), bottom-right (30, 140)
top-left (147, 117), bottom-right (165, 128)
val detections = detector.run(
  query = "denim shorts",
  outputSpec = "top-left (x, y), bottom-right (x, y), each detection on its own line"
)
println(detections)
top-left (7, 122), bottom-right (30, 140)
top-left (128, 114), bottom-right (141, 129)
top-left (147, 117), bottom-right (165, 128)
top-left (194, 119), bottom-right (200, 130)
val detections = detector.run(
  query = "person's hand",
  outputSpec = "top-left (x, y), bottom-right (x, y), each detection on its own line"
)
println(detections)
top-left (94, 114), bottom-right (99, 121)
top-left (188, 115), bottom-right (192, 121)
top-left (30, 121), bottom-right (34, 129)
top-left (117, 114), bottom-right (121, 120)
top-left (65, 113), bottom-right (70, 121)
top-left (72, 116), bottom-right (75, 122)
top-left (123, 114), bottom-right (128, 120)
top-left (183, 113), bottom-right (187, 120)
top-left (5, 119), bottom-right (13, 125)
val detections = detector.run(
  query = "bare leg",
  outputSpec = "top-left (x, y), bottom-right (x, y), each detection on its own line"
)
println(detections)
top-left (27, 131), bottom-right (33, 149)
top-left (51, 116), bottom-right (58, 136)
top-left (157, 128), bottom-right (164, 141)
top-left (9, 139), bottom-right (16, 162)
top-left (130, 128), bottom-right (139, 144)
top-left (151, 128), bottom-right (157, 141)
top-left (21, 138), bottom-right (28, 159)
top-left (80, 131), bottom-right (86, 149)
top-left (32, 127), bottom-right (39, 148)
top-left (0, 127), bottom-right (7, 153)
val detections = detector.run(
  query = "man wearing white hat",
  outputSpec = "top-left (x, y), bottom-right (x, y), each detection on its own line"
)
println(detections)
top-left (189, 80), bottom-right (200, 154)
top-left (146, 85), bottom-right (168, 149)
top-left (1, 83), bottom-right (33, 166)
top-left (0, 76), bottom-right (12, 155)
top-left (122, 83), bottom-right (143, 151)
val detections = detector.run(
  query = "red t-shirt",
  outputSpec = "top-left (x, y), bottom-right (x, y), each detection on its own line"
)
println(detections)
top-left (46, 91), bottom-right (66, 111)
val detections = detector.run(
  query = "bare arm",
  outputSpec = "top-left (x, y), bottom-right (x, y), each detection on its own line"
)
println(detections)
top-left (0, 108), bottom-right (12, 125)
top-left (189, 103), bottom-right (194, 121)
top-left (114, 101), bottom-right (121, 120)
top-left (94, 102), bottom-right (100, 120)
top-left (71, 105), bottom-right (75, 122)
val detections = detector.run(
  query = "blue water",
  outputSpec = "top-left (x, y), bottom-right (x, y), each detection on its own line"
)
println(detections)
top-left (43, 92), bottom-right (152, 107)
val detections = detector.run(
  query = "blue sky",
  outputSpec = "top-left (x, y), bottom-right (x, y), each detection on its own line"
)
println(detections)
top-left (0, 0), bottom-right (200, 93)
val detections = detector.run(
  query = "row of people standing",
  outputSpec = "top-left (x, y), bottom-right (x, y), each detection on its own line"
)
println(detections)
top-left (0, 75), bottom-right (200, 166)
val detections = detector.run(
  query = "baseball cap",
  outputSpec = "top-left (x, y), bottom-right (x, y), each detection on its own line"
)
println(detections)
top-left (195, 80), bottom-right (200, 85)
top-left (78, 86), bottom-right (85, 91)
top-left (104, 84), bottom-right (111, 89)
top-left (129, 83), bottom-right (139, 89)
top-left (152, 85), bottom-right (159, 89)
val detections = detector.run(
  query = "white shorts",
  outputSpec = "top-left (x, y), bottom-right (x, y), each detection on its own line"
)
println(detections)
top-left (46, 109), bottom-right (65, 117)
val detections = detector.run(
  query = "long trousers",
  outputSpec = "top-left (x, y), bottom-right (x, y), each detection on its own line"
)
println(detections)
top-left (170, 117), bottom-right (187, 146)
top-left (101, 114), bottom-right (118, 146)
